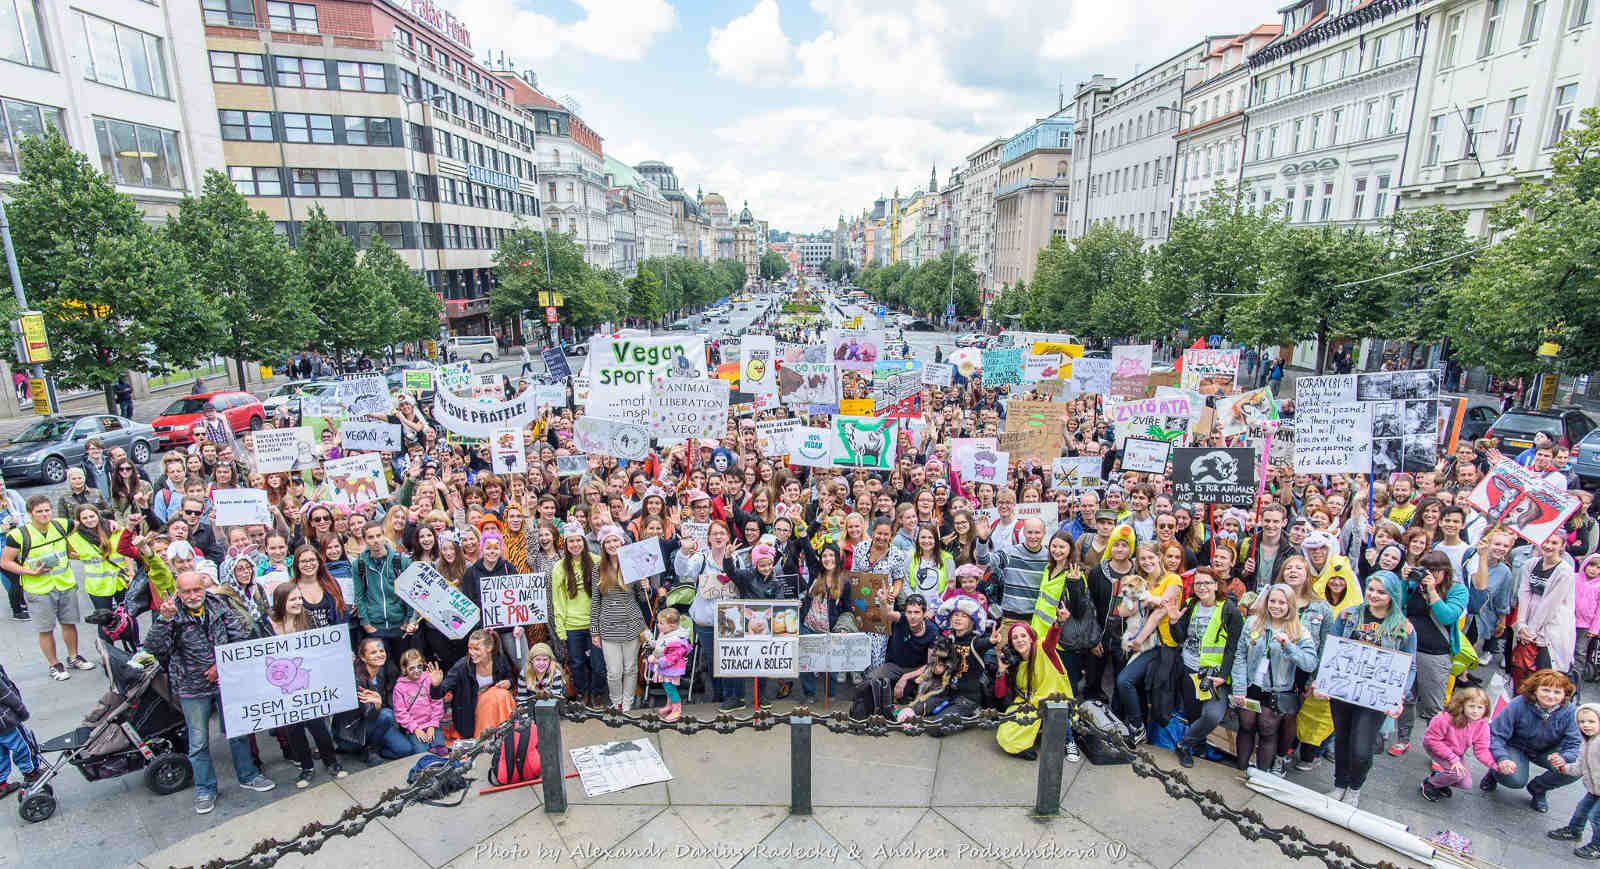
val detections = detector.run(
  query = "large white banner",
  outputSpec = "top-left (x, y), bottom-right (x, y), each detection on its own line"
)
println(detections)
top-left (216, 624), bottom-right (357, 737)
top-left (433, 382), bottom-right (541, 440)
top-left (585, 334), bottom-right (706, 388)
top-left (649, 378), bottom-right (729, 441)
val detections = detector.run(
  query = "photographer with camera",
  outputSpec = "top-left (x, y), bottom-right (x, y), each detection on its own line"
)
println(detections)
top-left (1388, 550), bottom-right (1468, 757)
top-left (1167, 568), bottom-right (1244, 768)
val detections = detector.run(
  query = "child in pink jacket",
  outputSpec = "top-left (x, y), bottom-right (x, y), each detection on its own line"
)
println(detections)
top-left (1576, 555), bottom-right (1600, 672)
top-left (391, 649), bottom-right (446, 753)
top-left (1420, 686), bottom-right (1496, 801)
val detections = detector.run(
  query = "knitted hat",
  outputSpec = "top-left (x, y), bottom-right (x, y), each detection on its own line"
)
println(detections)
top-left (480, 529), bottom-right (503, 548)
top-left (685, 488), bottom-right (711, 504)
top-left (598, 524), bottom-right (627, 545)
top-left (528, 642), bottom-right (555, 661)
top-left (937, 595), bottom-right (988, 632)
top-left (953, 563), bottom-right (985, 582)
top-left (561, 523), bottom-right (587, 541)
top-left (752, 543), bottom-right (776, 565)
top-left (165, 540), bottom-right (196, 561)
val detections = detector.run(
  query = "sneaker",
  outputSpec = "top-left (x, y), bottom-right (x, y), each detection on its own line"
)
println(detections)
top-left (1420, 780), bottom-right (1444, 803)
top-left (1270, 756), bottom-right (1288, 777)
top-left (1577, 843), bottom-right (1600, 860)
top-left (295, 768), bottom-right (314, 789)
top-left (1127, 725), bottom-right (1147, 747)
top-left (1550, 827), bottom-right (1583, 841)
top-left (195, 793), bottom-right (216, 815)
top-left (1174, 744), bottom-right (1195, 768)
top-left (10, 610), bottom-right (28, 621)
top-left (0, 782), bottom-right (20, 799)
top-left (361, 750), bottom-right (381, 767)
top-left (48, 663), bottom-right (69, 681)
top-left (1529, 787), bottom-right (1549, 813)
top-left (239, 775), bottom-right (276, 792)
top-left (1386, 742), bottom-right (1410, 757)
top-left (718, 697), bottom-right (746, 712)
top-left (1294, 756), bottom-right (1319, 772)
top-left (1479, 774), bottom-right (1498, 792)
top-left (1343, 788), bottom-right (1361, 808)
top-left (327, 763), bottom-right (348, 779)
top-left (1064, 741), bottom-right (1081, 763)
top-left (68, 654), bottom-right (96, 671)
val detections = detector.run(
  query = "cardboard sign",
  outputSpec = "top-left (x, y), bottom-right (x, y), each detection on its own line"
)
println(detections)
top-left (1066, 357), bottom-right (1111, 397)
top-left (1051, 455), bottom-right (1104, 491)
top-left (755, 418), bottom-right (799, 457)
top-left (1467, 459), bottom-right (1583, 544)
top-left (1121, 437), bottom-right (1172, 474)
top-left (739, 335), bottom-right (777, 395)
top-left (921, 362), bottom-right (954, 387)
top-left (1294, 374), bottom-right (1357, 405)
top-left (480, 572), bottom-right (549, 628)
top-left (335, 375), bottom-right (392, 415)
top-left (340, 420), bottom-right (401, 452)
top-left (831, 416), bottom-right (897, 469)
top-left (796, 633), bottom-right (875, 673)
top-left (402, 369), bottom-right (433, 392)
top-left (649, 377), bottom-right (729, 441)
top-left (213, 488), bottom-right (271, 527)
top-left (617, 539), bottom-right (665, 584)
top-left (789, 426), bottom-right (834, 468)
top-left (573, 416), bottom-right (650, 461)
top-left (1179, 348), bottom-right (1241, 395)
top-left (555, 454), bottom-right (589, 477)
top-left (981, 348), bottom-right (1024, 386)
top-left (216, 623), bottom-right (357, 737)
top-left (1170, 447), bottom-right (1258, 507)
top-left (845, 572), bottom-right (892, 635)
top-left (1316, 635), bottom-right (1412, 712)
top-left (1215, 387), bottom-right (1281, 437)
top-left (433, 382), bottom-right (542, 440)
top-left (1109, 344), bottom-right (1153, 398)
top-left (541, 347), bottom-right (571, 380)
top-left (872, 360), bottom-right (923, 418)
top-left (997, 429), bottom-right (1053, 464)
top-left (253, 427), bottom-right (316, 473)
top-left (490, 428), bottom-right (525, 474)
top-left (395, 561), bottom-right (480, 639)
top-left (324, 453), bottom-right (390, 505)
top-left (714, 599), bottom-right (800, 678)
top-left (1294, 403), bottom-right (1372, 474)
top-left (778, 361), bottom-right (838, 410)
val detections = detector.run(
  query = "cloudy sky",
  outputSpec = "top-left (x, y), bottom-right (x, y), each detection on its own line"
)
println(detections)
top-left (449, 0), bottom-right (1275, 233)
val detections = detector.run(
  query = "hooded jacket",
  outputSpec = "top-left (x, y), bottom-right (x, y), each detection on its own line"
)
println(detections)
top-left (1576, 555), bottom-right (1600, 635)
top-left (1489, 695), bottom-right (1582, 766)
top-left (1578, 702), bottom-right (1600, 797)
top-left (355, 545), bottom-right (414, 632)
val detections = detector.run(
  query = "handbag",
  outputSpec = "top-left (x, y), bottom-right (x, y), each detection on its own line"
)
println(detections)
top-left (1057, 585), bottom-right (1100, 653)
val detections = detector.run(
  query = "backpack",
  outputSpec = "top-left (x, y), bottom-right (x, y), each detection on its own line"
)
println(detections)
top-left (490, 719), bottom-right (541, 786)
top-left (406, 753), bottom-right (470, 805)
top-left (848, 675), bottom-right (896, 721)
top-left (1075, 699), bottom-right (1134, 766)
top-left (13, 519), bottom-right (69, 564)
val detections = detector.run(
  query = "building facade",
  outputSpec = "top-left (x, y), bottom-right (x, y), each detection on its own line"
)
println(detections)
top-left (961, 138), bottom-right (1005, 299)
top-left (1173, 26), bottom-right (1282, 216)
top-left (500, 71), bottom-right (608, 271)
top-left (734, 201), bottom-right (760, 280)
top-left (604, 154), bottom-right (672, 274)
top-left (2, 0), bottom-right (223, 218)
top-left (797, 238), bottom-right (831, 271)
top-left (635, 160), bottom-right (704, 258)
top-left (992, 115), bottom-right (1073, 288)
top-left (1398, 0), bottom-right (1596, 235)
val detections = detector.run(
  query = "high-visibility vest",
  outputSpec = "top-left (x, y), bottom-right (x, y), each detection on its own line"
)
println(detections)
top-left (1030, 567), bottom-right (1073, 639)
top-left (70, 529), bottom-right (129, 598)
top-left (1196, 602), bottom-right (1232, 669)
top-left (10, 520), bottom-right (75, 595)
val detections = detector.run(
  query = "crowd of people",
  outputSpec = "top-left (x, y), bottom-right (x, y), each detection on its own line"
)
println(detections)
top-left (0, 288), bottom-right (1596, 860)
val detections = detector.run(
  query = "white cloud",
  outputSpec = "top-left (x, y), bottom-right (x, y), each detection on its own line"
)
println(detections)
top-left (450, 0), bottom-right (677, 63)
top-left (707, 0), bottom-right (795, 86)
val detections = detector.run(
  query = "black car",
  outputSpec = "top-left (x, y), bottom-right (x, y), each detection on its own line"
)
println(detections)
top-left (1485, 406), bottom-right (1597, 451)
top-left (1457, 404), bottom-right (1499, 442)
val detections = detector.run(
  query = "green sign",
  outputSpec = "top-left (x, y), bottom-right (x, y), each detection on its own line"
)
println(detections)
top-left (404, 369), bottom-right (433, 392)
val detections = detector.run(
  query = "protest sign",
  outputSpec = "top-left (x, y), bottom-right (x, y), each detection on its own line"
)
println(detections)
top-left (1316, 635), bottom-right (1412, 712)
top-left (1215, 387), bottom-right (1281, 437)
top-left (555, 454), bottom-right (588, 477)
top-left (1066, 357), bottom-right (1111, 397)
top-left (839, 398), bottom-right (873, 415)
top-left (1294, 374), bottom-right (1357, 405)
top-left (571, 375), bottom-right (590, 406)
top-left (981, 348), bottom-right (1024, 386)
top-left (1014, 501), bottom-right (1060, 524)
top-left (873, 360), bottom-right (923, 418)
top-left (325, 453), bottom-right (389, 505)
top-left (958, 448), bottom-right (1008, 484)
top-left (714, 599), bottom-right (800, 678)
top-left (1122, 437), bottom-right (1173, 474)
top-left (1294, 404), bottom-right (1372, 474)
top-left (569, 738), bottom-right (672, 798)
top-left (1051, 455), bottom-right (1104, 491)
top-left (951, 438), bottom-right (997, 475)
top-left (618, 539), bottom-right (665, 584)
top-left (788, 427), bottom-right (834, 468)
top-left (573, 416), bottom-right (650, 461)
top-left (541, 347), bottom-right (571, 380)
top-left (340, 420), bottom-right (401, 453)
top-left (1369, 398), bottom-right (1440, 475)
top-left (395, 561), bottom-right (480, 639)
top-left (213, 488), bottom-right (271, 527)
top-left (831, 416), bottom-right (897, 469)
top-left (402, 369), bottom-right (433, 393)
top-left (1467, 459), bottom-right (1583, 544)
top-left (253, 427), bottom-right (316, 473)
top-left (479, 572), bottom-right (549, 628)
top-left (1356, 369), bottom-right (1441, 401)
top-left (755, 418), bottom-right (799, 457)
top-left (490, 428), bottom-right (525, 474)
top-left (1105, 396), bottom-right (1194, 448)
top-left (845, 572), bottom-right (893, 635)
top-left (1031, 338), bottom-right (1084, 359)
top-left (797, 633), bottom-right (875, 673)
top-left (1170, 447), bottom-right (1258, 507)
top-left (532, 384), bottom-right (566, 408)
top-left (997, 429), bottom-right (1053, 464)
top-left (649, 377), bottom-right (729, 442)
top-left (586, 335), bottom-right (706, 387)
top-left (433, 382), bottom-right (542, 440)
top-left (471, 373), bottom-right (501, 402)
top-left (585, 384), bottom-right (650, 427)
top-left (1023, 353), bottom-right (1064, 382)
top-left (778, 361), bottom-right (837, 409)
top-left (739, 335), bottom-right (777, 395)
top-left (335, 375), bottom-right (391, 415)
top-left (1109, 344), bottom-right (1153, 398)
top-left (437, 361), bottom-right (470, 393)
top-left (216, 623), bottom-right (357, 737)
top-left (1005, 399), bottom-right (1069, 436)
top-left (1179, 348), bottom-right (1241, 395)
top-left (921, 362), bottom-right (953, 387)
top-left (826, 328), bottom-right (883, 368)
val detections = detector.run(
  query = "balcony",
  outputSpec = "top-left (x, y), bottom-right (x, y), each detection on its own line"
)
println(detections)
top-left (538, 161), bottom-right (607, 184)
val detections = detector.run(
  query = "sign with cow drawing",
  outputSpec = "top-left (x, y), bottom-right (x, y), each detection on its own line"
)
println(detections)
top-left (830, 416), bottom-right (897, 469)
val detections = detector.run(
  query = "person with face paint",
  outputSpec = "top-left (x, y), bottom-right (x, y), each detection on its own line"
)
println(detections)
top-left (462, 527), bottom-right (518, 655)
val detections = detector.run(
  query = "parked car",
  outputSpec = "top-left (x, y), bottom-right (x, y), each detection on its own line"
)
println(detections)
top-left (1, 415), bottom-right (159, 485)
top-left (1574, 428), bottom-right (1600, 489)
top-left (261, 380), bottom-right (314, 417)
top-left (1484, 406), bottom-right (1597, 452)
top-left (904, 319), bottom-right (939, 332)
top-left (151, 391), bottom-right (265, 448)
top-left (445, 335), bottom-right (498, 363)
top-left (1457, 404), bottom-right (1500, 443)
top-left (955, 333), bottom-right (988, 348)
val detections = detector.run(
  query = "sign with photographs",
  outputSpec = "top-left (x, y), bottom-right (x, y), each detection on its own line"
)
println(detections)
top-left (479, 572), bottom-right (549, 628)
top-left (845, 572), bottom-right (892, 635)
top-left (1109, 344), bottom-right (1153, 398)
top-left (1293, 403), bottom-right (1372, 474)
top-left (1369, 398), bottom-right (1439, 475)
top-left (796, 633), bottom-right (874, 673)
top-left (713, 599), bottom-right (800, 678)
top-left (1121, 437), bottom-right (1173, 474)
top-left (1179, 348), bottom-right (1241, 395)
top-left (1170, 447), bottom-right (1258, 507)
top-left (1467, 459), bottom-right (1583, 545)
top-left (555, 454), bottom-right (588, 477)
top-left (1356, 369), bottom-right (1441, 401)
top-left (1215, 387), bottom-right (1281, 437)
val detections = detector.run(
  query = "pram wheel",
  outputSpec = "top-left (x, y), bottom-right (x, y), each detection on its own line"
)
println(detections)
top-left (19, 790), bottom-right (55, 823)
top-left (144, 753), bottom-right (193, 795)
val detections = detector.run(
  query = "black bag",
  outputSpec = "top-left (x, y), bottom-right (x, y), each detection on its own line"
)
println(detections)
top-left (407, 754), bottom-right (470, 806)
top-left (1075, 699), bottom-right (1133, 766)
top-left (1057, 582), bottom-right (1100, 653)
top-left (849, 676), bottom-right (895, 721)
top-left (332, 706), bottom-right (373, 753)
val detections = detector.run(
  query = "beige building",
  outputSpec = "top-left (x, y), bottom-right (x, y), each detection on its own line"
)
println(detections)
top-left (991, 115), bottom-right (1072, 289)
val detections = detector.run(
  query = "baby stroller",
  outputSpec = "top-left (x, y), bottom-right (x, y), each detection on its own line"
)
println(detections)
top-left (17, 643), bottom-right (192, 823)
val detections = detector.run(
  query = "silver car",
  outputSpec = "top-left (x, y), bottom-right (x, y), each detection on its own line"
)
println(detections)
top-left (0, 414), bottom-right (159, 485)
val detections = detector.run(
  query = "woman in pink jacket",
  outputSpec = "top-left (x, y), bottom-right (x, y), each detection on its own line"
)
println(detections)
top-left (1421, 686), bottom-right (1496, 801)
top-left (391, 649), bottom-right (446, 753)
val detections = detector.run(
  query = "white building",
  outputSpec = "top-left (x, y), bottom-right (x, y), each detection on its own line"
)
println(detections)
top-left (961, 138), bottom-right (1004, 298)
top-left (1, 0), bottom-right (222, 219)
top-left (1174, 26), bottom-right (1283, 216)
top-left (1070, 40), bottom-right (1209, 245)
top-left (797, 238), bottom-right (831, 271)
top-left (1399, 0), bottom-right (1596, 235)
top-left (1239, 0), bottom-right (1426, 228)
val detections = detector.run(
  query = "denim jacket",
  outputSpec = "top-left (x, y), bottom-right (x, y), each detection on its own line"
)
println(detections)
top-left (1231, 626), bottom-right (1319, 697)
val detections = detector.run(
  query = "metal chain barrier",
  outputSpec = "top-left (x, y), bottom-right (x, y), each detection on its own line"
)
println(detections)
top-left (185, 694), bottom-right (1403, 869)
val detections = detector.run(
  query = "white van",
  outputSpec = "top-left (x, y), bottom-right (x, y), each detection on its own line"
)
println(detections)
top-left (446, 335), bottom-right (498, 362)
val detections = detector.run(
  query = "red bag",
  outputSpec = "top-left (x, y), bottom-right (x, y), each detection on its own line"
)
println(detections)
top-left (490, 720), bottom-right (540, 786)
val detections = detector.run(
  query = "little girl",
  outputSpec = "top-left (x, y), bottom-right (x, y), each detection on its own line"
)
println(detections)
top-left (940, 564), bottom-right (988, 609)
top-left (522, 642), bottom-right (566, 701)
top-left (1549, 703), bottom-right (1600, 859)
top-left (1420, 686), bottom-right (1495, 801)
top-left (1576, 556), bottom-right (1600, 681)
top-left (645, 608), bottom-right (693, 721)
top-left (391, 649), bottom-right (446, 754)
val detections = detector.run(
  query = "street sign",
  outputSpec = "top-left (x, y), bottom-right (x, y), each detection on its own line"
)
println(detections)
top-left (946, 304), bottom-right (956, 318)
top-left (17, 312), bottom-right (49, 363)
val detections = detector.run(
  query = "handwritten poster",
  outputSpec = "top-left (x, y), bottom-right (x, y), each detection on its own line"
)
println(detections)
top-left (1051, 455), bottom-right (1104, 491)
top-left (253, 427), bottom-right (316, 474)
top-left (569, 738), bottom-right (673, 798)
top-left (395, 562), bottom-right (480, 640)
top-left (490, 428), bottom-right (525, 475)
top-left (1121, 437), bottom-right (1173, 474)
top-left (479, 572), bottom-right (549, 628)
top-left (213, 488), bottom-right (272, 527)
top-left (1316, 635), bottom-right (1412, 712)
top-left (981, 348), bottom-right (1024, 386)
top-left (1109, 344), bottom-right (1153, 398)
top-left (1180, 348), bottom-right (1241, 395)
top-left (617, 539), bottom-right (665, 584)
top-left (324, 452), bottom-right (390, 506)
top-left (649, 377), bottom-right (730, 441)
top-left (1293, 403), bottom-right (1372, 474)
top-left (1066, 357), bottom-right (1112, 397)
top-left (796, 633), bottom-right (875, 673)
top-left (755, 418), bottom-right (800, 457)
top-left (340, 420), bottom-right (401, 453)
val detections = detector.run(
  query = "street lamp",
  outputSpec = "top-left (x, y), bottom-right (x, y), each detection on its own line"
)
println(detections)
top-left (403, 91), bottom-right (448, 343)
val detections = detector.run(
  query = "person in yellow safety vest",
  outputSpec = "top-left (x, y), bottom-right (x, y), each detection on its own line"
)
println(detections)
top-left (1167, 568), bottom-right (1245, 768)
top-left (0, 496), bottom-right (97, 681)
top-left (64, 503), bottom-right (137, 650)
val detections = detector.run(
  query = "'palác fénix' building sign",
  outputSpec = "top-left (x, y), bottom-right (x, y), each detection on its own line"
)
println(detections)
top-left (383, 0), bottom-right (472, 50)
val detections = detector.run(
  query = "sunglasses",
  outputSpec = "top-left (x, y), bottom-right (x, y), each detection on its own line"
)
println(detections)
top-left (183, 509), bottom-right (203, 517)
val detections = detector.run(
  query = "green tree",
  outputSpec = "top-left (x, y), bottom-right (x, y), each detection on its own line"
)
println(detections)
top-left (5, 130), bottom-right (220, 410)
top-left (361, 233), bottom-right (440, 346)
top-left (492, 227), bottom-right (601, 337)
top-left (1072, 224), bottom-right (1149, 338)
top-left (1147, 183), bottom-right (1278, 339)
top-left (1230, 225), bottom-right (1389, 373)
top-left (1453, 108), bottom-right (1600, 377)
top-left (712, 259), bottom-right (747, 297)
top-left (167, 169), bottom-right (312, 391)
top-left (625, 268), bottom-right (665, 322)
top-left (988, 281), bottom-right (1033, 328)
top-left (759, 250), bottom-right (790, 280)
top-left (299, 206), bottom-right (390, 359)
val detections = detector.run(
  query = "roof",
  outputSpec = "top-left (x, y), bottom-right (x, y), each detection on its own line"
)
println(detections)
top-left (604, 155), bottom-right (644, 190)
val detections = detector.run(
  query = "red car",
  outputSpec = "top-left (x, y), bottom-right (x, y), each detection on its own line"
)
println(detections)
top-left (151, 391), bottom-right (265, 448)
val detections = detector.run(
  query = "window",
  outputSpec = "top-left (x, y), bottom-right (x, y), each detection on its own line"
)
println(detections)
top-left (275, 57), bottom-right (327, 88)
top-left (268, 2), bottom-right (318, 34)
top-left (1372, 32), bottom-right (1390, 67)
top-left (1320, 181), bottom-right (1334, 221)
top-left (1283, 185), bottom-right (1296, 222)
top-left (1501, 94), bottom-right (1525, 154)
top-left (0, 0), bottom-right (49, 68)
top-left (91, 117), bottom-right (183, 189)
top-left (1374, 172), bottom-right (1392, 217)
top-left (229, 166), bottom-right (281, 196)
top-left (1573, 0), bottom-right (1593, 27)
top-left (1267, 124), bottom-right (1279, 158)
top-left (210, 51), bottom-right (265, 84)
top-left (1480, 0), bottom-right (1503, 56)
top-left (1522, 0), bottom-right (1545, 42)
top-left (1361, 99), bottom-right (1379, 138)
top-left (1463, 105), bottom-right (1484, 157)
top-left (1301, 183), bottom-right (1314, 221)
top-left (1309, 114), bottom-right (1322, 150)
top-left (1351, 177), bottom-right (1367, 219)
top-left (1424, 115), bottom-right (1446, 164)
top-left (1440, 12), bottom-right (1464, 67)
top-left (1547, 83), bottom-right (1577, 146)
top-left (1386, 94), bottom-right (1405, 134)
top-left (1058, 130), bottom-right (1070, 148)
top-left (291, 168), bottom-right (338, 196)
top-left (1252, 129), bottom-right (1263, 160)
top-left (75, 13), bottom-right (169, 98)
top-left (201, 0), bottom-right (256, 27)
top-left (1054, 194), bottom-right (1068, 214)
top-left (351, 169), bottom-right (400, 198)
top-left (1291, 118), bottom-right (1304, 153)
top-left (218, 109), bottom-right (272, 141)
top-left (337, 62), bottom-right (386, 92)
top-left (0, 97), bottom-right (64, 174)
top-left (282, 113), bottom-right (334, 144)
top-left (1299, 63), bottom-right (1313, 90)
